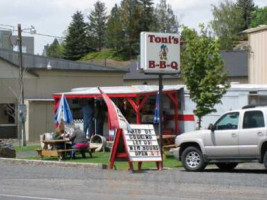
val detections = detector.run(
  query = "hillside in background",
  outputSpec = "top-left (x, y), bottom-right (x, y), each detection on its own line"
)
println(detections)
top-left (80, 49), bottom-right (134, 68)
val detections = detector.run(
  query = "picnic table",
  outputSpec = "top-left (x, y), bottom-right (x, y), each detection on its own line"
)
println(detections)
top-left (156, 135), bottom-right (177, 151)
top-left (36, 139), bottom-right (97, 160)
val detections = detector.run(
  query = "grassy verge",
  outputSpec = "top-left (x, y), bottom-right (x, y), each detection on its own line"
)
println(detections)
top-left (16, 145), bottom-right (182, 170)
top-left (15, 145), bottom-right (40, 152)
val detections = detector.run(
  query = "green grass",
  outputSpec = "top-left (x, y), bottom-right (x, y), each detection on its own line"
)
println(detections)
top-left (16, 145), bottom-right (182, 170)
top-left (81, 49), bottom-right (131, 61)
top-left (15, 145), bottom-right (40, 152)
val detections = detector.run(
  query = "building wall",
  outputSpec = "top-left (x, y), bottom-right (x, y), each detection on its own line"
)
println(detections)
top-left (31, 70), bottom-right (124, 98)
top-left (249, 30), bottom-right (267, 84)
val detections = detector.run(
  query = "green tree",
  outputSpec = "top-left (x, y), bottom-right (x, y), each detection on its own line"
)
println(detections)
top-left (154, 0), bottom-right (179, 33)
top-left (139, 0), bottom-right (154, 31)
top-left (250, 6), bottom-right (267, 27)
top-left (44, 39), bottom-right (63, 58)
top-left (236, 0), bottom-right (256, 30)
top-left (106, 4), bottom-right (124, 52)
top-left (64, 11), bottom-right (89, 60)
top-left (88, 0), bottom-right (108, 51)
top-left (119, 0), bottom-right (142, 57)
top-left (181, 26), bottom-right (229, 128)
top-left (211, 0), bottom-right (244, 50)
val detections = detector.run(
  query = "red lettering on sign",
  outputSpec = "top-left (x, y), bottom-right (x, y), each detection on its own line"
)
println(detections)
top-left (148, 35), bottom-right (155, 43)
top-left (155, 37), bottom-right (161, 43)
top-left (171, 62), bottom-right (178, 70)
top-left (160, 61), bottom-right (166, 68)
top-left (149, 61), bottom-right (155, 68)
top-left (148, 34), bottom-right (179, 44)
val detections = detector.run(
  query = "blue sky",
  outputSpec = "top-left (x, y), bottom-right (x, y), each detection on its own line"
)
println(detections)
top-left (0, 0), bottom-right (266, 55)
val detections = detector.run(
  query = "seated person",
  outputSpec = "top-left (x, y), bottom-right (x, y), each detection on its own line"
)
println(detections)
top-left (53, 119), bottom-right (71, 149)
top-left (69, 125), bottom-right (89, 158)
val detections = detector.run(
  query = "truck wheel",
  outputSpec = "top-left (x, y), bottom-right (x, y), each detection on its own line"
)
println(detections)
top-left (264, 151), bottom-right (267, 170)
top-left (216, 163), bottom-right (238, 171)
top-left (181, 146), bottom-right (206, 172)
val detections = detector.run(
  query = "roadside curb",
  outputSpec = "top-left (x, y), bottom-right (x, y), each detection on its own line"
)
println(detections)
top-left (0, 158), bottom-right (108, 169)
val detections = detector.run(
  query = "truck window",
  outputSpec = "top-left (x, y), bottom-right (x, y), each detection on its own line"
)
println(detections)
top-left (214, 112), bottom-right (239, 130)
top-left (243, 111), bottom-right (265, 129)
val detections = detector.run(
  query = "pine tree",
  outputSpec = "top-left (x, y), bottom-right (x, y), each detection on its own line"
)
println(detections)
top-left (120, 0), bottom-right (142, 57)
top-left (106, 4), bottom-right (124, 52)
top-left (138, 0), bottom-right (154, 31)
top-left (237, 0), bottom-right (256, 30)
top-left (88, 0), bottom-right (108, 51)
top-left (64, 11), bottom-right (89, 60)
top-left (154, 0), bottom-right (179, 33)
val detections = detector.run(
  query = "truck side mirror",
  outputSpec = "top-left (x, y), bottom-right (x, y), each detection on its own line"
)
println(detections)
top-left (208, 123), bottom-right (215, 132)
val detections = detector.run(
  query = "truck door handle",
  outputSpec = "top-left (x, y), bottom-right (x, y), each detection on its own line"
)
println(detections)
top-left (232, 133), bottom-right (237, 137)
top-left (257, 132), bottom-right (263, 136)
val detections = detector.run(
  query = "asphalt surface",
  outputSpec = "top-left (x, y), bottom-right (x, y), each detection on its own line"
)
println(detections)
top-left (0, 159), bottom-right (267, 200)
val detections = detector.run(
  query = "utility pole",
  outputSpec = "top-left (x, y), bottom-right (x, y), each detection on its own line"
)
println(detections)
top-left (17, 24), bottom-right (26, 146)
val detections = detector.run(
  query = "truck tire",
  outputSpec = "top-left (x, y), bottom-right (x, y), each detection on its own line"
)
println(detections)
top-left (181, 146), bottom-right (206, 172)
top-left (216, 163), bottom-right (238, 171)
top-left (264, 151), bottom-right (267, 170)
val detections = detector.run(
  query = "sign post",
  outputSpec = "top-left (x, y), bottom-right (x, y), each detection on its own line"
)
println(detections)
top-left (140, 32), bottom-right (180, 167)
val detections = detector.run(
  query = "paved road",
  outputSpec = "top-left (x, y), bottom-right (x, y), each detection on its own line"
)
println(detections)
top-left (0, 160), bottom-right (266, 200)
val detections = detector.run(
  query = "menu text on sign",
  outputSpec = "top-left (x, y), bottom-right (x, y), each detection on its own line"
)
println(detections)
top-left (124, 124), bottom-right (162, 162)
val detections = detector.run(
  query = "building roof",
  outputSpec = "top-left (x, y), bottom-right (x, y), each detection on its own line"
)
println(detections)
top-left (124, 50), bottom-right (248, 80)
top-left (241, 25), bottom-right (267, 34)
top-left (0, 48), bottom-right (128, 73)
top-left (54, 85), bottom-right (183, 98)
top-left (220, 50), bottom-right (248, 77)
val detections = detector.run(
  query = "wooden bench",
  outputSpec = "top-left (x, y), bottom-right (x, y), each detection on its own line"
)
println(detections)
top-left (162, 144), bottom-right (176, 151)
top-left (36, 147), bottom-right (97, 161)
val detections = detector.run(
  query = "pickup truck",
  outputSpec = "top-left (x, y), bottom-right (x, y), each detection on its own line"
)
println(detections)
top-left (173, 106), bottom-right (267, 171)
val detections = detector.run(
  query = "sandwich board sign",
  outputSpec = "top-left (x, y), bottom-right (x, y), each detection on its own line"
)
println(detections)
top-left (124, 124), bottom-right (162, 162)
top-left (140, 32), bottom-right (180, 74)
top-left (109, 124), bottom-right (162, 170)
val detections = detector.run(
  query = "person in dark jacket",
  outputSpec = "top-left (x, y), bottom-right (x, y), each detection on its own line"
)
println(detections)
top-left (69, 125), bottom-right (89, 158)
top-left (95, 99), bottom-right (106, 136)
top-left (82, 99), bottom-right (95, 139)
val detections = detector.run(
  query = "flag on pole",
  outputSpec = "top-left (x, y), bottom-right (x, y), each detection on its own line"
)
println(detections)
top-left (98, 87), bottom-right (131, 132)
top-left (153, 92), bottom-right (160, 124)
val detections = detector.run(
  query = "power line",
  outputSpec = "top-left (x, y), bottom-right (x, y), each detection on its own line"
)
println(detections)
top-left (26, 31), bottom-right (65, 40)
top-left (0, 24), bottom-right (65, 40)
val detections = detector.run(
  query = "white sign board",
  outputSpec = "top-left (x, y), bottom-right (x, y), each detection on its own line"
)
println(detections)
top-left (140, 32), bottom-right (180, 74)
top-left (124, 124), bottom-right (162, 162)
